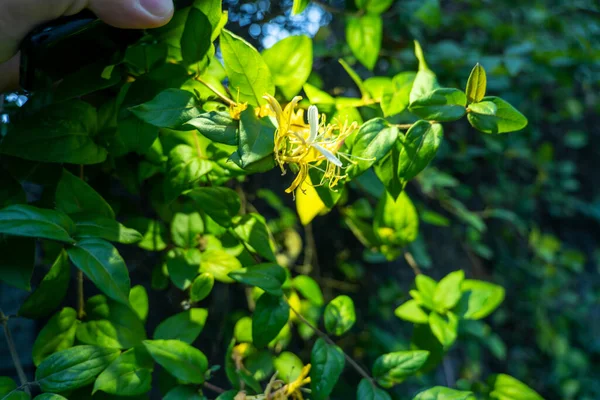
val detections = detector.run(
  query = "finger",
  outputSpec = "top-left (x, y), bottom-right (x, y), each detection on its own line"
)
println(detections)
top-left (0, 0), bottom-right (174, 63)
top-left (0, 54), bottom-right (20, 93)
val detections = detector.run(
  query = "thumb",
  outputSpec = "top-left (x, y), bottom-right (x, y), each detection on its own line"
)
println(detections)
top-left (0, 0), bottom-right (174, 63)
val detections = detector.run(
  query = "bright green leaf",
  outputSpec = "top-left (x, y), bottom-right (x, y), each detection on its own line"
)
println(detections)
top-left (32, 308), bottom-right (78, 366)
top-left (273, 352), bottom-right (304, 384)
top-left (93, 346), bottom-right (154, 396)
top-left (394, 300), bottom-right (429, 324)
top-left (129, 285), bottom-right (149, 322)
top-left (229, 263), bottom-right (287, 295)
top-left (166, 248), bottom-right (201, 290)
top-left (291, 275), bottom-right (324, 306)
top-left (233, 213), bottom-right (276, 262)
top-left (465, 63), bottom-right (487, 104)
top-left (263, 35), bottom-right (313, 99)
top-left (488, 374), bottom-right (543, 400)
top-left (200, 248), bottom-right (243, 283)
top-left (190, 272), bottom-right (215, 302)
top-left (412, 386), bottom-right (475, 400)
top-left (154, 308), bottom-right (208, 344)
top-left (372, 350), bottom-right (429, 388)
top-left (346, 15), bottom-right (382, 70)
top-left (143, 339), bottom-right (208, 384)
top-left (188, 187), bottom-right (241, 227)
top-left (429, 312), bottom-right (458, 348)
top-left (164, 144), bottom-right (212, 202)
top-left (72, 214), bottom-right (142, 244)
top-left (455, 279), bottom-right (505, 320)
top-left (409, 88), bottom-right (467, 122)
top-left (324, 295), bottom-right (356, 336)
top-left (433, 270), bottom-right (465, 311)
top-left (467, 96), bottom-right (528, 134)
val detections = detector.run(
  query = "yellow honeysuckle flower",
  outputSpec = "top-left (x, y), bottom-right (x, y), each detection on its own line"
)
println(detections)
top-left (263, 94), bottom-right (359, 194)
top-left (285, 364), bottom-right (311, 399)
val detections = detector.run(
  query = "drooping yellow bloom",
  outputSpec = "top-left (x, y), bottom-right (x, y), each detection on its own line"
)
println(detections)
top-left (263, 94), bottom-right (358, 194)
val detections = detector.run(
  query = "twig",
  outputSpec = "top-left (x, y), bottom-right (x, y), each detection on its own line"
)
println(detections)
top-left (403, 252), bottom-right (422, 275)
top-left (195, 76), bottom-right (236, 107)
top-left (0, 309), bottom-right (30, 394)
top-left (394, 123), bottom-right (414, 130)
top-left (203, 381), bottom-right (226, 394)
top-left (192, 131), bottom-right (204, 159)
top-left (284, 297), bottom-right (377, 388)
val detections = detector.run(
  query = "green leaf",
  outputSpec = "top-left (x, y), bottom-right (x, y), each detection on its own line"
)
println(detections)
top-left (252, 293), bottom-right (290, 348)
top-left (236, 107), bottom-right (276, 168)
top-left (468, 100), bottom-right (497, 115)
top-left (374, 191), bottom-right (419, 248)
top-left (381, 72), bottom-right (416, 117)
top-left (433, 270), bottom-right (465, 311)
top-left (183, 112), bottom-right (238, 146)
top-left (171, 212), bottom-right (204, 248)
top-left (303, 83), bottom-right (335, 105)
top-left (409, 42), bottom-right (438, 104)
top-left (33, 394), bottom-right (68, 400)
top-left (428, 312), bottom-right (458, 348)
top-left (129, 285), bottom-right (149, 322)
top-left (467, 96), bottom-right (528, 134)
top-left (488, 374), bottom-right (543, 400)
top-left (76, 294), bottom-right (146, 349)
top-left (190, 272), bottom-right (214, 302)
top-left (111, 113), bottom-right (159, 156)
top-left (465, 63), bottom-right (487, 104)
top-left (32, 308), bottom-right (78, 366)
top-left (130, 89), bottom-right (201, 129)
top-left (55, 169), bottom-right (114, 218)
top-left (233, 213), bottom-right (276, 262)
top-left (194, 0), bottom-right (224, 41)
top-left (188, 187), bottom-right (241, 227)
top-left (164, 144), bottom-right (213, 202)
top-left (35, 345), bottom-right (120, 393)
top-left (181, 8), bottom-right (212, 65)
top-left (0, 236), bottom-right (34, 291)
top-left (355, 0), bottom-right (394, 14)
top-left (263, 35), bottom-right (313, 99)
top-left (346, 15), bottom-right (382, 70)
top-left (72, 214), bottom-right (142, 244)
top-left (409, 88), bottom-right (467, 122)
top-left (0, 205), bottom-right (75, 243)
top-left (164, 385), bottom-right (203, 400)
top-left (324, 295), bottom-right (356, 336)
top-left (19, 251), bottom-right (70, 319)
top-left (154, 309), bottom-right (208, 344)
top-left (310, 338), bottom-right (345, 400)
top-left (412, 386), bottom-right (475, 400)
top-left (229, 263), bottom-right (287, 295)
top-left (372, 350), bottom-right (429, 388)
top-left (128, 218), bottom-right (168, 251)
top-left (291, 275), bottom-right (324, 306)
top-left (348, 119), bottom-right (398, 178)
top-left (143, 339), bottom-right (208, 384)
top-left (291, 0), bottom-right (310, 15)
top-left (455, 279), bottom-right (505, 320)
top-left (398, 121), bottom-right (443, 184)
top-left (374, 141), bottom-right (402, 199)
top-left (273, 352), bottom-right (304, 383)
top-left (394, 299), bottom-right (429, 324)
top-left (0, 377), bottom-right (17, 398)
top-left (220, 29), bottom-right (274, 106)
top-left (415, 275), bottom-right (437, 307)
top-left (200, 248), bottom-right (243, 283)
top-left (166, 248), bottom-right (201, 290)
top-left (339, 58), bottom-right (368, 98)
top-left (357, 378), bottom-right (392, 400)
top-left (93, 346), bottom-right (154, 396)
top-left (67, 238), bottom-right (131, 305)
top-left (0, 101), bottom-right (107, 164)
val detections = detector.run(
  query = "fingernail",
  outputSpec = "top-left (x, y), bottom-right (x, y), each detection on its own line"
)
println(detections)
top-left (139, 0), bottom-right (173, 18)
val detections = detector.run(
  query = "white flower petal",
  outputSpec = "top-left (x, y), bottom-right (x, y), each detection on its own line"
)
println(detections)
top-left (312, 143), bottom-right (342, 167)
top-left (308, 105), bottom-right (319, 144)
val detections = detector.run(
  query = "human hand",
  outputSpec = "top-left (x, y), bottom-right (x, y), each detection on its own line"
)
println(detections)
top-left (0, 0), bottom-right (175, 92)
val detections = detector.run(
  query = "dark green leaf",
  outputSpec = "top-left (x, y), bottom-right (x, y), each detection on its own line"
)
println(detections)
top-left (32, 308), bottom-right (78, 366)
top-left (0, 236), bottom-right (35, 291)
top-left (229, 263), bottom-right (287, 295)
top-left (324, 295), bottom-right (356, 336)
top-left (130, 89), bottom-right (201, 129)
top-left (171, 212), bottom-right (204, 248)
top-left (0, 205), bottom-right (75, 243)
top-left (465, 63), bottom-right (487, 104)
top-left (346, 15), bottom-right (382, 70)
top-left (412, 386), bottom-right (475, 400)
top-left (35, 345), bottom-right (120, 392)
top-left (33, 394), bottom-right (68, 400)
top-left (409, 88), bottom-right (467, 122)
top-left (348, 119), bottom-right (398, 178)
top-left (164, 385), bottom-right (203, 400)
top-left (188, 187), bottom-right (240, 227)
top-left (190, 272), bottom-right (214, 302)
top-left (183, 112), bottom-right (238, 146)
top-left (357, 378), bottom-right (392, 400)
top-left (19, 251), bottom-right (70, 318)
top-left (355, 0), bottom-right (394, 14)
top-left (373, 350), bottom-right (429, 388)
top-left (252, 293), bottom-right (290, 348)
top-left (0, 101), bottom-right (107, 164)
top-left (67, 238), bottom-right (130, 305)
top-left (55, 169), bottom-right (114, 218)
top-left (164, 144), bottom-right (212, 202)
top-left (263, 35), bottom-right (313, 99)
top-left (467, 96), bottom-right (528, 134)
top-left (220, 29), bottom-right (274, 106)
top-left (0, 170), bottom-right (25, 208)
top-left (233, 213), bottom-right (276, 261)
top-left (93, 346), bottom-right (154, 396)
top-left (237, 107), bottom-right (276, 168)
top-left (166, 248), bottom-right (201, 290)
top-left (143, 339), bottom-right (208, 384)
top-left (113, 114), bottom-right (159, 156)
top-left (181, 8), bottom-right (212, 65)
top-left (154, 308), bottom-right (208, 344)
top-left (310, 338), bottom-right (345, 400)
top-left (374, 141), bottom-right (402, 199)
top-left (398, 121), bottom-right (443, 184)
top-left (72, 214), bottom-right (142, 244)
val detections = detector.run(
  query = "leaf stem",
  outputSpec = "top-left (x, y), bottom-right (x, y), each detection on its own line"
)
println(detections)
top-left (284, 296), bottom-right (377, 388)
top-left (394, 123), bottom-right (414, 130)
top-left (192, 131), bottom-right (204, 159)
top-left (203, 381), bottom-right (226, 394)
top-left (195, 76), bottom-right (236, 107)
top-left (0, 309), bottom-right (30, 394)
top-left (404, 252), bottom-right (422, 275)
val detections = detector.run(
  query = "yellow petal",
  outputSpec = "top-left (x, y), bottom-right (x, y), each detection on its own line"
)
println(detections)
top-left (296, 174), bottom-right (327, 225)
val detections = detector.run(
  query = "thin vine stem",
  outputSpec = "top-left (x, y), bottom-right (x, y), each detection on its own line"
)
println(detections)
top-left (404, 252), bottom-right (422, 275)
top-left (0, 309), bottom-right (30, 394)
top-left (284, 296), bottom-right (377, 388)
top-left (203, 381), bottom-right (226, 394)
top-left (195, 75), bottom-right (236, 107)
